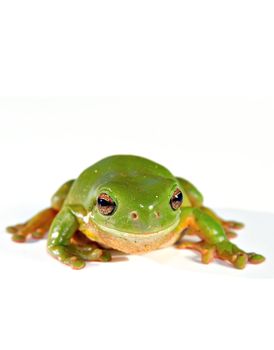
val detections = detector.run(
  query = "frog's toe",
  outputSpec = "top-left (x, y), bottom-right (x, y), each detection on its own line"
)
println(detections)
top-left (31, 229), bottom-right (47, 239)
top-left (66, 256), bottom-right (86, 270)
top-left (223, 220), bottom-right (244, 230)
top-left (247, 253), bottom-right (265, 264)
top-left (225, 230), bottom-right (238, 239)
top-left (6, 223), bottom-right (27, 234)
top-left (12, 234), bottom-right (27, 243)
top-left (100, 250), bottom-right (112, 262)
top-left (233, 253), bottom-right (248, 269)
top-left (6, 225), bottom-right (19, 234)
top-left (201, 247), bottom-right (215, 264)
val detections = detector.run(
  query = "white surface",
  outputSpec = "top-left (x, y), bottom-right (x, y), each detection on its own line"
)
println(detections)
top-left (0, 97), bottom-right (274, 349)
top-left (0, 208), bottom-right (274, 350)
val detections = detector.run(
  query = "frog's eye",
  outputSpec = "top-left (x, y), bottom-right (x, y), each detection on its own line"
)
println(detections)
top-left (97, 193), bottom-right (116, 215)
top-left (170, 188), bottom-right (183, 210)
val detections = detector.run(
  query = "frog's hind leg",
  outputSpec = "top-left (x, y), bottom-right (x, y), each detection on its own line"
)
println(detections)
top-left (176, 178), bottom-right (244, 240)
top-left (176, 207), bottom-right (265, 269)
top-left (201, 207), bottom-right (244, 240)
top-left (50, 180), bottom-right (75, 211)
top-left (6, 180), bottom-right (75, 242)
top-left (7, 208), bottom-right (58, 242)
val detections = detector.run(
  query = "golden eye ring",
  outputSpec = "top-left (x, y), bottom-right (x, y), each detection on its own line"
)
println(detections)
top-left (97, 193), bottom-right (116, 216)
top-left (170, 188), bottom-right (183, 210)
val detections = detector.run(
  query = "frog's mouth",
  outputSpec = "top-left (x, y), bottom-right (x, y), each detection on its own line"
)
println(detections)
top-left (95, 218), bottom-right (180, 239)
top-left (81, 217), bottom-right (182, 254)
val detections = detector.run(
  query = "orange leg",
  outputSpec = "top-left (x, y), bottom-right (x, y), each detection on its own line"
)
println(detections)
top-left (176, 207), bottom-right (265, 269)
top-left (6, 208), bottom-right (58, 242)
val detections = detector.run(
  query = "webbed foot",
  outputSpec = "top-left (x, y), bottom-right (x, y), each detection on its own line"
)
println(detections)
top-left (48, 243), bottom-right (111, 270)
top-left (177, 240), bottom-right (265, 269)
top-left (6, 208), bottom-right (58, 242)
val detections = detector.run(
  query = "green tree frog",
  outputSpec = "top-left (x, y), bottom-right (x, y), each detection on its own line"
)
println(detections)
top-left (7, 155), bottom-right (265, 269)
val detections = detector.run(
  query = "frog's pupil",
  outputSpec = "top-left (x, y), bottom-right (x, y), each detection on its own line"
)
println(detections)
top-left (175, 192), bottom-right (182, 202)
top-left (98, 198), bottom-right (110, 206)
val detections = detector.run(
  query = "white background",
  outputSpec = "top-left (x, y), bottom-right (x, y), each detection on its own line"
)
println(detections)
top-left (1, 2), bottom-right (274, 350)
top-left (0, 97), bottom-right (273, 212)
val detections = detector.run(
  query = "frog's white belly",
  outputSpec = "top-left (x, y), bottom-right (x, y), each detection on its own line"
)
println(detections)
top-left (80, 220), bottom-right (182, 254)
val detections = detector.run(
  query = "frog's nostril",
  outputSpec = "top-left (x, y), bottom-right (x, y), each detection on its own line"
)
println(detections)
top-left (155, 211), bottom-right (160, 218)
top-left (130, 211), bottom-right (139, 220)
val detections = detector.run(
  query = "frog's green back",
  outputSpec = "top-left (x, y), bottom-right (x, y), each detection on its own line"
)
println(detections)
top-left (65, 155), bottom-right (175, 209)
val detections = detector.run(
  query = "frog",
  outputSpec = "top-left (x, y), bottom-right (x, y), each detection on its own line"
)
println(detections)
top-left (6, 155), bottom-right (265, 270)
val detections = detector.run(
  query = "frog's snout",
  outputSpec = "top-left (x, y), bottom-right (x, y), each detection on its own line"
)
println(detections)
top-left (130, 210), bottom-right (161, 221)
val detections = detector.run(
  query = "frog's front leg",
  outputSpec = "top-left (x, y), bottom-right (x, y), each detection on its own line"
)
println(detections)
top-left (176, 208), bottom-right (265, 269)
top-left (47, 207), bottom-right (111, 269)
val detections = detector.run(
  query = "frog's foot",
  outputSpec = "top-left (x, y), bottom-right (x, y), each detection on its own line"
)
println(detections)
top-left (6, 208), bottom-right (58, 242)
top-left (48, 243), bottom-right (112, 270)
top-left (177, 240), bottom-right (265, 269)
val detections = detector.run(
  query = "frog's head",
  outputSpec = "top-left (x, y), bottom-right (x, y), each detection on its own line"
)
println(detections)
top-left (89, 176), bottom-right (188, 235)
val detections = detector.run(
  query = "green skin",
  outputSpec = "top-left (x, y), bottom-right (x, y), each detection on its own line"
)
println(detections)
top-left (7, 155), bottom-right (265, 270)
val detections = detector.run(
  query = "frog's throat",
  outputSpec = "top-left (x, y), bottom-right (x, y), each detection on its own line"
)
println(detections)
top-left (79, 216), bottom-right (182, 254)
